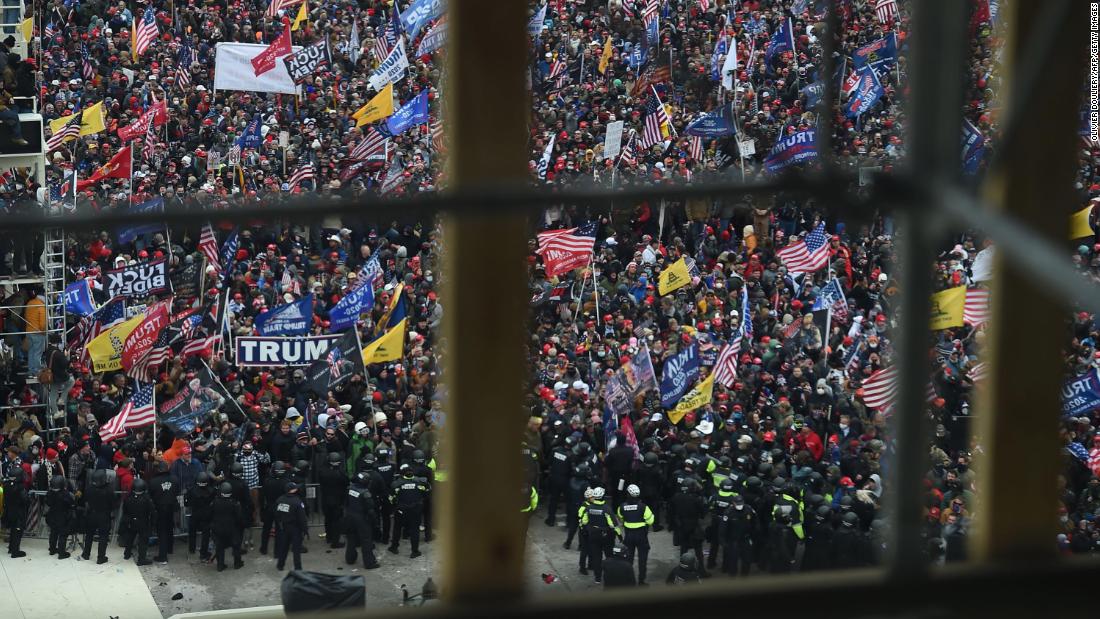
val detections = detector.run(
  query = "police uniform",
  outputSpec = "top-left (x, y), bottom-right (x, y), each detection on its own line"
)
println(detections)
top-left (46, 482), bottom-right (76, 558)
top-left (388, 472), bottom-right (429, 557)
top-left (186, 480), bottom-right (215, 558)
top-left (120, 488), bottom-right (156, 565)
top-left (578, 498), bottom-right (621, 583)
top-left (149, 471), bottom-right (180, 562)
top-left (343, 480), bottom-right (379, 568)
top-left (81, 476), bottom-right (117, 563)
top-left (212, 492), bottom-right (245, 571)
top-left (3, 473), bottom-right (28, 557)
top-left (317, 459), bottom-right (349, 548)
top-left (274, 490), bottom-right (308, 570)
top-left (616, 498), bottom-right (654, 584)
top-left (258, 472), bottom-right (288, 555)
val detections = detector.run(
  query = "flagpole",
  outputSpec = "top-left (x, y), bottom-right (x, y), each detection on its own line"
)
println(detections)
top-left (128, 140), bottom-right (134, 202)
top-left (200, 358), bottom-right (248, 418)
top-left (152, 386), bottom-right (157, 454)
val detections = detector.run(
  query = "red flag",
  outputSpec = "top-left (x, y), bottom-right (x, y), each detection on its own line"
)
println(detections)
top-left (76, 146), bottom-right (132, 190)
top-left (117, 100), bottom-right (168, 141)
top-left (121, 298), bottom-right (172, 372)
top-left (252, 28), bottom-right (292, 76)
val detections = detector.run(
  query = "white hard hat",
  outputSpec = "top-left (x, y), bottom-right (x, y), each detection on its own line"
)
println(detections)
top-left (592, 487), bottom-right (606, 499)
top-left (354, 421), bottom-right (368, 435)
top-left (374, 411), bottom-right (387, 424)
top-left (317, 413), bottom-right (329, 429)
top-left (627, 484), bottom-right (640, 498)
top-left (584, 488), bottom-right (594, 500)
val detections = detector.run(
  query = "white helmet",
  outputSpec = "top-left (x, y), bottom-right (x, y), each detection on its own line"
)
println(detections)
top-left (354, 421), bottom-right (368, 435)
top-left (591, 487), bottom-right (606, 500)
top-left (627, 484), bottom-right (640, 498)
top-left (584, 488), bottom-right (594, 500)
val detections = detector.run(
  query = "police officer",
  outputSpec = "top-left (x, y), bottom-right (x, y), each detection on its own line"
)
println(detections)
top-left (410, 450), bottom-right (435, 542)
top-left (318, 451), bottom-right (349, 549)
top-left (212, 482), bottom-right (245, 571)
top-left (226, 462), bottom-right (253, 543)
top-left (121, 478), bottom-right (155, 566)
top-left (802, 504), bottom-right (835, 572)
top-left (259, 462), bottom-right (289, 555)
top-left (149, 461), bottom-right (180, 563)
top-left (768, 511), bottom-right (798, 573)
top-left (274, 482), bottom-right (308, 571)
top-left (388, 463), bottom-right (429, 558)
top-left (544, 438), bottom-right (573, 527)
top-left (563, 464), bottom-right (591, 550)
top-left (357, 454), bottom-right (388, 536)
top-left (578, 486), bottom-right (621, 584)
top-left (671, 479), bottom-right (708, 577)
top-left (665, 551), bottom-right (702, 585)
top-left (343, 471), bottom-right (380, 569)
top-left (602, 545), bottom-right (637, 588)
top-left (186, 472), bottom-right (215, 560)
top-left (706, 478), bottom-right (738, 570)
top-left (4, 468), bottom-right (28, 558)
top-left (637, 452), bottom-right (665, 532)
top-left (520, 482), bottom-right (539, 538)
top-left (772, 481), bottom-right (805, 542)
top-left (46, 474), bottom-right (76, 559)
top-left (721, 494), bottom-right (757, 577)
top-left (616, 484), bottom-right (654, 585)
top-left (831, 511), bottom-right (869, 569)
top-left (82, 469), bottom-right (116, 564)
top-left (373, 448), bottom-right (396, 543)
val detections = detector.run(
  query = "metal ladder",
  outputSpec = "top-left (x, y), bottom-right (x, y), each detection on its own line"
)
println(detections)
top-left (42, 227), bottom-right (66, 336)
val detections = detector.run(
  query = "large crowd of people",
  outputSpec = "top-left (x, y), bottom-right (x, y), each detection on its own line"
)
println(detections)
top-left (0, 0), bottom-right (1096, 597)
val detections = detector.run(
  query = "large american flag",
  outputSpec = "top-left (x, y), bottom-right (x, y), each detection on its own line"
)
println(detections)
top-left (715, 280), bottom-right (752, 387)
top-left (536, 222), bottom-right (598, 256)
top-left (687, 135), bottom-right (703, 162)
top-left (267, 0), bottom-right (303, 18)
top-left (875, 0), bottom-right (899, 24)
top-left (71, 296), bottom-right (126, 365)
top-left (99, 383), bottom-right (156, 442)
top-left (46, 113), bottom-right (82, 152)
top-left (430, 118), bottom-right (445, 152)
top-left (135, 8), bottom-right (159, 58)
top-left (127, 321), bottom-right (173, 382)
top-left (775, 222), bottom-right (830, 274)
top-left (199, 223), bottom-right (221, 273)
top-left (181, 334), bottom-right (220, 359)
top-left (619, 130), bottom-right (638, 166)
top-left (176, 42), bottom-right (196, 90)
top-left (143, 112), bottom-right (157, 162)
top-left (372, 9), bottom-right (399, 64)
top-left (860, 366), bottom-right (938, 412)
top-left (642, 0), bottom-right (659, 31)
top-left (638, 87), bottom-right (670, 149)
top-left (351, 128), bottom-right (387, 160)
top-left (327, 346), bottom-right (343, 379)
top-left (288, 162), bottom-right (316, 189)
top-left (81, 44), bottom-right (95, 80)
top-left (963, 288), bottom-right (990, 326)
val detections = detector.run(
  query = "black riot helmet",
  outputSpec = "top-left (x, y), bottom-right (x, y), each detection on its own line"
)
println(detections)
top-left (679, 552), bottom-right (697, 570)
top-left (842, 511), bottom-right (859, 527)
top-left (196, 472), bottom-right (210, 486)
top-left (328, 451), bottom-right (343, 466)
top-left (718, 456), bottom-right (732, 469)
top-left (230, 462), bottom-right (244, 477)
top-left (746, 476), bottom-right (762, 490)
top-left (815, 505), bottom-right (833, 520)
top-left (643, 452), bottom-right (659, 466)
top-left (272, 461), bottom-right (287, 477)
top-left (50, 474), bottom-right (66, 491)
top-left (286, 481), bottom-right (300, 493)
top-left (361, 453), bottom-right (376, 468)
top-left (412, 449), bottom-right (426, 463)
top-left (220, 482), bottom-right (233, 497)
top-left (574, 463), bottom-right (591, 478)
top-left (355, 471), bottom-right (369, 485)
top-left (92, 469), bottom-right (108, 487)
top-left (720, 478), bottom-right (736, 493)
top-left (132, 478), bottom-right (147, 495)
top-left (295, 460), bottom-right (310, 474)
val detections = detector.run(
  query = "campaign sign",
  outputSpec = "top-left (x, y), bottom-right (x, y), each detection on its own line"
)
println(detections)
top-left (236, 334), bottom-right (343, 367)
top-left (105, 258), bottom-right (170, 299)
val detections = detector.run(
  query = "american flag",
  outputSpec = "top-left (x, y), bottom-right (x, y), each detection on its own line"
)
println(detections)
top-left (44, 22), bottom-right (57, 40)
top-left (619, 130), bottom-right (637, 166)
top-left (812, 278), bottom-right (849, 323)
top-left (775, 222), bottom-right (830, 274)
top-left (536, 221), bottom-right (598, 256)
top-left (199, 223), bottom-right (221, 273)
top-left (712, 338), bottom-right (739, 388)
top-left (687, 135), bottom-right (702, 162)
top-left (70, 297), bottom-right (126, 364)
top-left (642, 0), bottom-right (659, 31)
top-left (351, 128), bottom-right (387, 160)
top-left (964, 288), bottom-right (990, 326)
top-left (267, 0), bottom-right (303, 18)
top-left (280, 267), bottom-right (301, 295)
top-left (1089, 446), bottom-right (1100, 478)
top-left (430, 118), bottom-right (444, 152)
top-left (181, 334), bottom-right (219, 358)
top-left (875, 0), bottom-right (899, 25)
top-left (967, 362), bottom-right (988, 384)
top-left (99, 383), bottom-right (156, 442)
top-left (327, 346), bottom-right (343, 379)
top-left (143, 112), bottom-right (157, 162)
top-left (860, 366), bottom-right (938, 412)
top-left (46, 113), bottom-right (82, 152)
top-left (373, 9), bottom-right (398, 64)
top-left (639, 86), bottom-right (670, 149)
top-left (620, 0), bottom-right (635, 19)
top-left (176, 42), bottom-right (196, 90)
top-left (135, 8), bottom-right (159, 58)
top-left (288, 162), bottom-right (316, 189)
top-left (81, 44), bottom-right (94, 80)
top-left (697, 0), bottom-right (710, 12)
top-left (127, 322), bottom-right (173, 382)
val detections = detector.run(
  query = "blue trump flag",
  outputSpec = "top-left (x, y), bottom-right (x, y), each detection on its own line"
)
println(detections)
top-left (64, 279), bottom-right (97, 316)
top-left (659, 341), bottom-right (701, 409)
top-left (844, 64), bottom-right (884, 119)
top-left (764, 128), bottom-right (818, 173)
top-left (254, 293), bottom-right (313, 336)
top-left (627, 43), bottom-right (648, 70)
top-left (383, 91), bottom-right (430, 137)
top-left (329, 275), bottom-right (375, 332)
top-left (812, 278), bottom-right (846, 311)
top-left (961, 118), bottom-right (985, 175)
top-left (1063, 368), bottom-right (1100, 416)
top-left (685, 103), bottom-right (737, 137)
top-left (220, 227), bottom-right (240, 284)
top-left (765, 17), bottom-right (794, 66)
top-left (236, 118), bottom-right (263, 149)
top-left (117, 197), bottom-right (165, 245)
top-left (852, 33), bottom-right (898, 72)
top-left (710, 34), bottom-right (728, 81)
top-left (400, 0), bottom-right (445, 40)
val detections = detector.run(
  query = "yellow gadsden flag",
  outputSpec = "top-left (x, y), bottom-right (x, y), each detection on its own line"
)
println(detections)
top-left (87, 314), bottom-right (144, 373)
top-left (929, 286), bottom-right (966, 331)
top-left (1070, 204), bottom-right (1094, 239)
top-left (658, 257), bottom-right (692, 295)
top-left (353, 83), bottom-right (395, 127)
top-left (292, 1), bottom-right (309, 31)
top-left (20, 18), bottom-right (32, 43)
top-left (668, 374), bottom-right (715, 424)
top-left (362, 318), bottom-right (406, 365)
top-left (49, 101), bottom-right (106, 137)
top-left (598, 36), bottom-right (613, 74)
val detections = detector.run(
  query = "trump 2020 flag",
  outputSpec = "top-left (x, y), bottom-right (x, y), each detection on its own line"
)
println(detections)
top-left (537, 133), bottom-right (556, 179)
top-left (254, 293), bottom-right (313, 336)
top-left (764, 128), bottom-right (818, 173)
top-left (64, 279), bottom-right (97, 316)
top-left (852, 33), bottom-right (898, 72)
top-left (329, 273), bottom-right (375, 332)
top-left (844, 64), bottom-right (884, 119)
top-left (400, 0), bottom-right (445, 40)
top-left (382, 90), bottom-right (429, 137)
top-left (765, 18), bottom-right (794, 66)
top-left (236, 118), bottom-right (263, 149)
top-left (660, 340), bottom-right (700, 408)
top-left (961, 118), bottom-right (985, 175)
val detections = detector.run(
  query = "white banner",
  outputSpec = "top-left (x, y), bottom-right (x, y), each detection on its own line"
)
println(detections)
top-left (235, 334), bottom-right (343, 367)
top-left (604, 120), bottom-right (624, 159)
top-left (369, 37), bottom-right (410, 91)
top-left (214, 43), bottom-right (303, 95)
